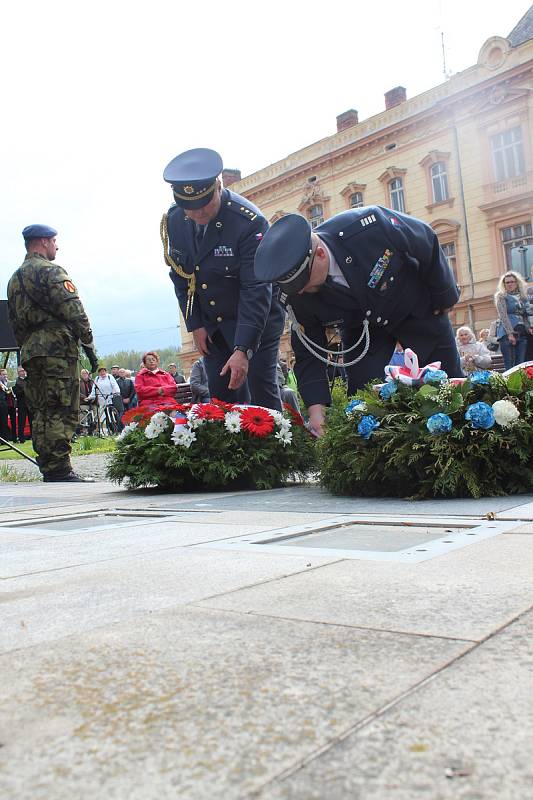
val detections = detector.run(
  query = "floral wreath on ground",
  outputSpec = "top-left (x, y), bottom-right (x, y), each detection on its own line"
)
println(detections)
top-left (319, 362), bottom-right (533, 499)
top-left (106, 398), bottom-right (317, 491)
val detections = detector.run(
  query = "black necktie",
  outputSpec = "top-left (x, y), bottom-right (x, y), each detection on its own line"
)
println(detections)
top-left (194, 224), bottom-right (205, 253)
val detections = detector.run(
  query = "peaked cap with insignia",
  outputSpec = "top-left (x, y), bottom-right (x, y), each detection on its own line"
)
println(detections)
top-left (254, 214), bottom-right (313, 295)
top-left (163, 148), bottom-right (223, 209)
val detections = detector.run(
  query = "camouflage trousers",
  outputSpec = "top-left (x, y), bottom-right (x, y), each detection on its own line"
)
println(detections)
top-left (24, 357), bottom-right (79, 477)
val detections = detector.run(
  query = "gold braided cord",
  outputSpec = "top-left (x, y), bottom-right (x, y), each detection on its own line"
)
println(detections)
top-left (160, 213), bottom-right (196, 318)
top-left (172, 181), bottom-right (216, 201)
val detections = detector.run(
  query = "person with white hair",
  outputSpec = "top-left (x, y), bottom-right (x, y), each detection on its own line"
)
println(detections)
top-left (455, 326), bottom-right (492, 375)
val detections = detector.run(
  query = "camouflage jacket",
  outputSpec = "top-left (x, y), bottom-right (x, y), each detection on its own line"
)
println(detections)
top-left (7, 253), bottom-right (94, 362)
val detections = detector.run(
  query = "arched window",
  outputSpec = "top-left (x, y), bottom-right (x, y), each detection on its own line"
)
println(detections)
top-left (389, 178), bottom-right (405, 212)
top-left (308, 204), bottom-right (324, 229)
top-left (350, 192), bottom-right (364, 208)
top-left (431, 162), bottom-right (449, 203)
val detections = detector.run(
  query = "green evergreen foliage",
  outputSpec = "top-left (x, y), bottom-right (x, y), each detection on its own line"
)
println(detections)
top-left (319, 369), bottom-right (533, 499)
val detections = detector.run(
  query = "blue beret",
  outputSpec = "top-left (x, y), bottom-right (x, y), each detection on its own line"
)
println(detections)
top-left (163, 148), bottom-right (223, 209)
top-left (254, 214), bottom-right (313, 295)
top-left (22, 224), bottom-right (58, 241)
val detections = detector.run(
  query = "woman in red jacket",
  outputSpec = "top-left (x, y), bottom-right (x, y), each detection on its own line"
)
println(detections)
top-left (135, 352), bottom-right (177, 408)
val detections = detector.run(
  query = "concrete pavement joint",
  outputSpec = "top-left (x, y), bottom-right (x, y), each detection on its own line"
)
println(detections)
top-left (248, 601), bottom-right (533, 797)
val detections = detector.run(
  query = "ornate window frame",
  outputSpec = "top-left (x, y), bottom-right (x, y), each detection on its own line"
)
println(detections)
top-left (420, 151), bottom-right (454, 211)
top-left (340, 181), bottom-right (367, 209)
top-left (378, 167), bottom-right (407, 212)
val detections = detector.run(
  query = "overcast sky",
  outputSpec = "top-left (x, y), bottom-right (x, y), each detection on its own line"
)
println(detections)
top-left (1, 0), bottom-right (530, 356)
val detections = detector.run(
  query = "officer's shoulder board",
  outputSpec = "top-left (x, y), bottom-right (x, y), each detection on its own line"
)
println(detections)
top-left (332, 206), bottom-right (400, 243)
top-left (224, 191), bottom-right (263, 223)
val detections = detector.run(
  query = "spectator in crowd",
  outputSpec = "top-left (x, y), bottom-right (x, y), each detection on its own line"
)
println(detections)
top-left (88, 366), bottom-right (122, 432)
top-left (0, 368), bottom-right (16, 442)
top-left (190, 356), bottom-right (210, 403)
top-left (455, 326), bottom-right (492, 375)
top-left (116, 368), bottom-right (135, 416)
top-left (124, 369), bottom-right (138, 407)
top-left (111, 365), bottom-right (120, 380)
top-left (167, 363), bottom-right (186, 384)
top-left (527, 285), bottom-right (533, 362)
top-left (13, 366), bottom-right (31, 443)
top-left (494, 271), bottom-right (532, 369)
top-left (135, 351), bottom-right (177, 408)
top-left (477, 328), bottom-right (490, 344)
top-left (78, 368), bottom-right (95, 436)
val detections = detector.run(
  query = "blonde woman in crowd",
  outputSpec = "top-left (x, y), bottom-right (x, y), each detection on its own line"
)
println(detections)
top-left (494, 271), bottom-right (532, 369)
top-left (455, 326), bottom-right (492, 375)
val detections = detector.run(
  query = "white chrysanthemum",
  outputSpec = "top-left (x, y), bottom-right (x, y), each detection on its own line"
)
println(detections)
top-left (270, 410), bottom-right (284, 426)
top-left (275, 429), bottom-right (293, 446)
top-left (279, 417), bottom-right (292, 432)
top-left (151, 411), bottom-right (170, 426)
top-left (144, 424), bottom-right (160, 439)
top-left (171, 425), bottom-right (197, 448)
top-left (492, 399), bottom-right (520, 428)
top-left (117, 421), bottom-right (138, 441)
top-left (224, 411), bottom-right (242, 433)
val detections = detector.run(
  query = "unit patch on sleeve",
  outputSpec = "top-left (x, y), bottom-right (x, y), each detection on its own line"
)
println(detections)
top-left (63, 280), bottom-right (77, 293)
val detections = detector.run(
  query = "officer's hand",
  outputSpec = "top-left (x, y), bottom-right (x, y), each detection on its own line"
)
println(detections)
top-left (220, 350), bottom-right (248, 390)
top-left (192, 327), bottom-right (211, 355)
top-left (83, 345), bottom-right (99, 374)
top-left (307, 404), bottom-right (326, 438)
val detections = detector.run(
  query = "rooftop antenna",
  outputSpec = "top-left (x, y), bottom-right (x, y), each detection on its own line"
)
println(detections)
top-left (441, 31), bottom-right (450, 79)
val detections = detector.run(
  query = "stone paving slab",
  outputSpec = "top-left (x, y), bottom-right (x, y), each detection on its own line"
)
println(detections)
top-left (0, 547), bottom-right (340, 653)
top-left (0, 606), bottom-right (470, 800)
top-left (258, 609), bottom-right (533, 800)
top-left (197, 533), bottom-right (533, 641)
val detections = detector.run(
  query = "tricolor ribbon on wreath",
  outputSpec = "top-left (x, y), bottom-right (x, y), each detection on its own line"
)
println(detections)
top-left (384, 348), bottom-right (441, 387)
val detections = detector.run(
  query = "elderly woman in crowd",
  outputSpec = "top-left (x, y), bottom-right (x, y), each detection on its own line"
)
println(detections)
top-left (494, 271), bottom-right (533, 370)
top-left (134, 351), bottom-right (177, 408)
top-left (455, 326), bottom-right (492, 375)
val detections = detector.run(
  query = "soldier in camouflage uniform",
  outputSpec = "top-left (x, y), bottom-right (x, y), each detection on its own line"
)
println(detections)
top-left (7, 224), bottom-right (98, 482)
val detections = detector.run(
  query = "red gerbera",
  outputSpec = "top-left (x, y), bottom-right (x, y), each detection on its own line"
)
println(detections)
top-left (240, 406), bottom-right (275, 437)
top-left (210, 398), bottom-right (236, 412)
top-left (193, 403), bottom-right (225, 421)
top-left (525, 366), bottom-right (533, 379)
top-left (283, 402), bottom-right (305, 427)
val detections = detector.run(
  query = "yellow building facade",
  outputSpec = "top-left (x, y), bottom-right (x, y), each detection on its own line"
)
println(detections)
top-left (179, 12), bottom-right (533, 372)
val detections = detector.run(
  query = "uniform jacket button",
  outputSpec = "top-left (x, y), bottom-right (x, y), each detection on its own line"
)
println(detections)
top-left (376, 316), bottom-right (382, 323)
top-left (209, 300), bottom-right (216, 306)
top-left (366, 310), bottom-right (371, 316)
top-left (216, 221), bottom-right (222, 228)
top-left (346, 256), bottom-right (352, 264)
top-left (339, 231), bottom-right (344, 237)
top-left (216, 316), bottom-right (223, 322)
top-left (201, 283), bottom-right (208, 289)
top-left (195, 265), bottom-right (200, 271)
top-left (383, 320), bottom-right (389, 326)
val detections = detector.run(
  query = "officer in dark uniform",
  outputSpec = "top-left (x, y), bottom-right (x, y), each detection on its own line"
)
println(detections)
top-left (161, 148), bottom-right (284, 409)
top-left (7, 224), bottom-right (98, 481)
top-left (254, 207), bottom-right (461, 436)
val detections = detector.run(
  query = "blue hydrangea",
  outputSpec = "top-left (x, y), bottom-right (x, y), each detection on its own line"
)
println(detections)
top-left (423, 369), bottom-right (448, 384)
top-left (345, 399), bottom-right (366, 416)
top-left (426, 413), bottom-right (453, 434)
top-left (379, 381), bottom-right (398, 400)
top-left (465, 401), bottom-right (495, 430)
top-left (357, 415), bottom-right (380, 439)
top-left (470, 370), bottom-right (491, 385)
